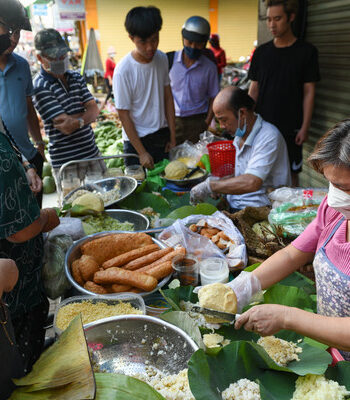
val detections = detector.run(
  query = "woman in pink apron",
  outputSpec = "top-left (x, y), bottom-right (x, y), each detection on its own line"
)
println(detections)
top-left (232, 119), bottom-right (350, 360)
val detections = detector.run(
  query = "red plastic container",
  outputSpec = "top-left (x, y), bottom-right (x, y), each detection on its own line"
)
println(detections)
top-left (207, 141), bottom-right (236, 177)
top-left (328, 347), bottom-right (345, 366)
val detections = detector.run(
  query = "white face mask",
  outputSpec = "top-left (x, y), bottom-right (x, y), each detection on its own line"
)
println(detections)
top-left (327, 183), bottom-right (350, 219)
top-left (47, 54), bottom-right (69, 75)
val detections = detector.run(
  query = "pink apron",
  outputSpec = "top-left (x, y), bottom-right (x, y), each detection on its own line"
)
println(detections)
top-left (313, 217), bottom-right (350, 361)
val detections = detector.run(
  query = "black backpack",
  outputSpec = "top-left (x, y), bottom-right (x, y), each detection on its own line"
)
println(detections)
top-left (166, 51), bottom-right (176, 71)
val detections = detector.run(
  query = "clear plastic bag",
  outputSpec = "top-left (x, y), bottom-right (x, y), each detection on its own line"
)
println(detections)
top-left (268, 187), bottom-right (328, 209)
top-left (169, 141), bottom-right (202, 167)
top-left (158, 211), bottom-right (247, 270)
top-left (47, 217), bottom-right (85, 241)
top-left (42, 234), bottom-right (73, 299)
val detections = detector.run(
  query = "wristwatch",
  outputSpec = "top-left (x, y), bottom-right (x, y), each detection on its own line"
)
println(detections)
top-left (78, 118), bottom-right (85, 129)
top-left (24, 163), bottom-right (36, 171)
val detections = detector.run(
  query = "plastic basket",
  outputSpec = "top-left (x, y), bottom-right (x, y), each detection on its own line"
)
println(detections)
top-left (207, 141), bottom-right (236, 177)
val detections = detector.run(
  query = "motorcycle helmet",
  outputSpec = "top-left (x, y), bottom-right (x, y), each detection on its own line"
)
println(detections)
top-left (182, 16), bottom-right (210, 43)
top-left (0, 0), bottom-right (32, 32)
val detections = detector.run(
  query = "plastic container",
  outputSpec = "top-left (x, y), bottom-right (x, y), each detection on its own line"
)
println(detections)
top-left (199, 258), bottom-right (229, 285)
top-left (125, 164), bottom-right (145, 181)
top-left (53, 293), bottom-right (146, 335)
top-left (172, 254), bottom-right (199, 286)
top-left (328, 347), bottom-right (345, 366)
top-left (144, 291), bottom-right (171, 317)
top-left (207, 141), bottom-right (236, 177)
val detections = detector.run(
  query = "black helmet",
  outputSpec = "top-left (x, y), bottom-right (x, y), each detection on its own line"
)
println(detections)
top-left (182, 16), bottom-right (210, 43)
top-left (0, 0), bottom-right (31, 31)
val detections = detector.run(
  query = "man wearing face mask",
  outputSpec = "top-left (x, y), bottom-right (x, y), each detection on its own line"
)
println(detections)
top-left (0, 0), bottom-right (45, 207)
top-left (169, 16), bottom-right (219, 145)
top-left (33, 29), bottom-right (104, 191)
top-left (190, 87), bottom-right (291, 210)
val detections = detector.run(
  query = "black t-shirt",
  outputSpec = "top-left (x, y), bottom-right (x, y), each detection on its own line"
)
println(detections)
top-left (248, 39), bottom-right (320, 137)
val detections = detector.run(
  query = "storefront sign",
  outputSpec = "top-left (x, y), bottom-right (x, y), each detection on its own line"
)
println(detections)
top-left (33, 4), bottom-right (48, 16)
top-left (57, 0), bottom-right (85, 20)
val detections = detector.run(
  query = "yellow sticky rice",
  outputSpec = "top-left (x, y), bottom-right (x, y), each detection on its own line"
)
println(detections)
top-left (257, 335), bottom-right (302, 366)
top-left (292, 374), bottom-right (350, 400)
top-left (56, 301), bottom-right (142, 331)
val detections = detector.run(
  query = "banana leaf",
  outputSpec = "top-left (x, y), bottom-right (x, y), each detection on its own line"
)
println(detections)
top-left (11, 315), bottom-right (95, 399)
top-left (160, 286), bottom-right (198, 311)
top-left (165, 203), bottom-right (217, 220)
top-left (119, 192), bottom-right (171, 216)
top-left (188, 341), bottom-right (297, 400)
top-left (325, 361), bottom-right (350, 390)
top-left (207, 326), bottom-right (331, 376)
top-left (94, 373), bottom-right (166, 399)
top-left (160, 311), bottom-right (204, 349)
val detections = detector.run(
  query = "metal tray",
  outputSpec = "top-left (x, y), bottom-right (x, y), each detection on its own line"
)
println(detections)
top-left (162, 168), bottom-right (208, 187)
top-left (65, 232), bottom-right (172, 297)
top-left (63, 176), bottom-right (137, 208)
top-left (84, 315), bottom-right (198, 376)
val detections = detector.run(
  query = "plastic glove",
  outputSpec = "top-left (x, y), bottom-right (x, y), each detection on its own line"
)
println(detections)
top-left (190, 177), bottom-right (213, 205)
top-left (227, 271), bottom-right (262, 313)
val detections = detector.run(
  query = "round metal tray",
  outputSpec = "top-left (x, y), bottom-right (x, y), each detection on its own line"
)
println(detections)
top-left (93, 209), bottom-right (150, 232)
top-left (65, 232), bottom-right (172, 297)
top-left (63, 176), bottom-right (138, 208)
top-left (162, 168), bottom-right (208, 187)
top-left (84, 314), bottom-right (198, 375)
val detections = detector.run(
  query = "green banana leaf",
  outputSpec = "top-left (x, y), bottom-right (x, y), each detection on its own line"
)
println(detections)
top-left (119, 192), bottom-right (171, 216)
top-left (160, 311), bottom-right (204, 349)
top-left (94, 373), bottom-right (166, 399)
top-left (188, 341), bottom-right (297, 400)
top-left (160, 286), bottom-right (198, 311)
top-left (207, 326), bottom-right (331, 376)
top-left (325, 361), bottom-right (350, 390)
top-left (165, 203), bottom-right (217, 220)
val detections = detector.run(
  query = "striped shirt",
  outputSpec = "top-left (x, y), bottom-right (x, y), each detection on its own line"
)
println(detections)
top-left (33, 68), bottom-right (99, 169)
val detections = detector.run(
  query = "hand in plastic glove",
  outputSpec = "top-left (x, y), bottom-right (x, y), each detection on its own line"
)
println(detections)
top-left (227, 271), bottom-right (262, 313)
top-left (26, 168), bottom-right (42, 193)
top-left (235, 304), bottom-right (289, 336)
top-left (190, 177), bottom-right (213, 205)
top-left (193, 271), bottom-right (262, 314)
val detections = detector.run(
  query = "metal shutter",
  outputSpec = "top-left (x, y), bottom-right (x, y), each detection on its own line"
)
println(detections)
top-left (301, 0), bottom-right (350, 187)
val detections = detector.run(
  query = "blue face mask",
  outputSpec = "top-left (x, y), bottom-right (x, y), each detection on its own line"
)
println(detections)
top-left (183, 46), bottom-right (201, 60)
top-left (235, 111), bottom-right (247, 138)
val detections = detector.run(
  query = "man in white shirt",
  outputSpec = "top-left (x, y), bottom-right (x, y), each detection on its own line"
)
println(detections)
top-left (113, 6), bottom-right (176, 169)
top-left (190, 87), bottom-right (291, 211)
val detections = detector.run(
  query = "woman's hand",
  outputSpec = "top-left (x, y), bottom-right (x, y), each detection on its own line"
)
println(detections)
top-left (235, 304), bottom-right (290, 336)
top-left (26, 168), bottom-right (42, 193)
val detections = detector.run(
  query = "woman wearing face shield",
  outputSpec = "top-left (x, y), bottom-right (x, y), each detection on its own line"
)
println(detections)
top-left (231, 120), bottom-right (350, 360)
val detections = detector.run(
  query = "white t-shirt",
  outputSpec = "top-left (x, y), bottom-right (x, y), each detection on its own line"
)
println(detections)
top-left (227, 114), bottom-right (291, 210)
top-left (113, 50), bottom-right (170, 141)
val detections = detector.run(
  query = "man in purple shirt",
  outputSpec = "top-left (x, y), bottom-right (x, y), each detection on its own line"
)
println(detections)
top-left (169, 16), bottom-right (219, 144)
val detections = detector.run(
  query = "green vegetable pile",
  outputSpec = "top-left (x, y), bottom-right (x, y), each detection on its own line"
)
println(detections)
top-left (81, 214), bottom-right (134, 235)
top-left (94, 120), bottom-right (124, 169)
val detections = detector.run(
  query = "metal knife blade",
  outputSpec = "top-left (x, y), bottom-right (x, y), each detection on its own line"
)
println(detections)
top-left (192, 306), bottom-right (239, 322)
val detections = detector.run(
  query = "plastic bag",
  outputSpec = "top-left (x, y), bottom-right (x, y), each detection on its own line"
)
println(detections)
top-left (42, 234), bottom-right (73, 299)
top-left (47, 217), bottom-right (85, 241)
top-left (169, 141), bottom-right (202, 167)
top-left (158, 211), bottom-right (247, 270)
top-left (194, 131), bottom-right (222, 155)
top-left (268, 187), bottom-right (328, 209)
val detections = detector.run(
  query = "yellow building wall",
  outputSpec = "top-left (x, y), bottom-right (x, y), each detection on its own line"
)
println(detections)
top-left (92, 0), bottom-right (258, 66)
top-left (218, 0), bottom-right (258, 63)
top-left (96, 0), bottom-right (209, 65)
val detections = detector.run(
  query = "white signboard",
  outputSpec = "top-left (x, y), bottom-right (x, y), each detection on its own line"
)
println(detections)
top-left (57, 0), bottom-right (86, 20)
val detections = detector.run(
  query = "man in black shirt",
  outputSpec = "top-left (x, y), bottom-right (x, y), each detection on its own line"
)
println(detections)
top-left (248, 0), bottom-right (320, 186)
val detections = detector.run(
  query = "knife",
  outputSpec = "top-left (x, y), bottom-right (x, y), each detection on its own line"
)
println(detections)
top-left (192, 306), bottom-right (240, 323)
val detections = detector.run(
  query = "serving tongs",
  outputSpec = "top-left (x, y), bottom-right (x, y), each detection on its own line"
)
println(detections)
top-left (183, 166), bottom-right (201, 180)
top-left (192, 306), bottom-right (240, 323)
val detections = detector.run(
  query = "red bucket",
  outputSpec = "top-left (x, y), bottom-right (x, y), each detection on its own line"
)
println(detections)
top-left (207, 141), bottom-right (236, 177)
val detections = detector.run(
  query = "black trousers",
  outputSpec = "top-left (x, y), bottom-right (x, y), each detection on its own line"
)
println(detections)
top-left (123, 127), bottom-right (170, 166)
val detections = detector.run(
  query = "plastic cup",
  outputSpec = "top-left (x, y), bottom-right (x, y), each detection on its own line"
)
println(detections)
top-left (199, 258), bottom-right (229, 286)
top-left (125, 165), bottom-right (145, 180)
top-left (172, 254), bottom-right (199, 286)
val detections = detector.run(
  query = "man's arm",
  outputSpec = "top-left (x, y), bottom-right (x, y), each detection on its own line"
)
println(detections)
top-left (117, 109), bottom-right (154, 169)
top-left (295, 82), bottom-right (315, 145)
top-left (205, 98), bottom-right (215, 127)
top-left (164, 85), bottom-right (176, 152)
top-left (53, 100), bottom-right (99, 135)
top-left (210, 173), bottom-right (263, 195)
top-left (248, 80), bottom-right (259, 103)
top-left (26, 97), bottom-right (45, 159)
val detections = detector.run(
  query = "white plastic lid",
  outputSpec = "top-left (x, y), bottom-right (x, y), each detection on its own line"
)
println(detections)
top-left (199, 258), bottom-right (229, 285)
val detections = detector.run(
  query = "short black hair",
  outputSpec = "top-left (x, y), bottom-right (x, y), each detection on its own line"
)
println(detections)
top-left (266, 0), bottom-right (298, 19)
top-left (227, 88), bottom-right (255, 117)
top-left (125, 6), bottom-right (162, 39)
